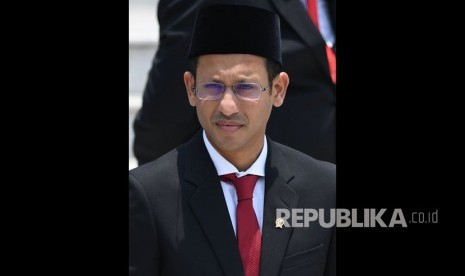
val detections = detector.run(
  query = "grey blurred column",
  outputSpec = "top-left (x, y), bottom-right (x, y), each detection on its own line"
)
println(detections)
top-left (129, 0), bottom-right (159, 170)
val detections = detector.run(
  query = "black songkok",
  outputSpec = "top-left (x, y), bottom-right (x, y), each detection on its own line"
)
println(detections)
top-left (188, 4), bottom-right (282, 65)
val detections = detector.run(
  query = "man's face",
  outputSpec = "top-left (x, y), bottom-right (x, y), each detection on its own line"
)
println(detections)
top-left (184, 54), bottom-right (287, 158)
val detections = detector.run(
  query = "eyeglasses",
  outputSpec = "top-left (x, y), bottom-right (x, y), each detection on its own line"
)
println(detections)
top-left (194, 82), bottom-right (272, 101)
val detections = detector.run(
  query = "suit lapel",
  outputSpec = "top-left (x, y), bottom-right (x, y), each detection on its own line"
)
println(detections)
top-left (182, 134), bottom-right (300, 276)
top-left (183, 132), bottom-right (244, 276)
top-left (260, 139), bottom-right (299, 276)
top-left (269, 0), bottom-right (331, 79)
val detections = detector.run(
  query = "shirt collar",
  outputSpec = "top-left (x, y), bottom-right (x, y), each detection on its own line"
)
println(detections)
top-left (202, 130), bottom-right (267, 177)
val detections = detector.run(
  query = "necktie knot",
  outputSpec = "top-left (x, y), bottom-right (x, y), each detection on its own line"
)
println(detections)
top-left (220, 173), bottom-right (259, 201)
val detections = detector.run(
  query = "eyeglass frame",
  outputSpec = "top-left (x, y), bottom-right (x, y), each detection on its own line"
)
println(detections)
top-left (193, 81), bottom-right (273, 101)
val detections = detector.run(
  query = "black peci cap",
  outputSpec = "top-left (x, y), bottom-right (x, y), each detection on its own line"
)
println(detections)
top-left (188, 4), bottom-right (282, 65)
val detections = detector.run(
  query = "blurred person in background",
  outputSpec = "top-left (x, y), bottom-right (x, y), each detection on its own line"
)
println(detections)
top-left (133, 0), bottom-right (336, 165)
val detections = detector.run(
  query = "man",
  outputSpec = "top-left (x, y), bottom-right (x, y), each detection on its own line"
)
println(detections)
top-left (129, 4), bottom-right (335, 276)
top-left (133, 0), bottom-right (336, 165)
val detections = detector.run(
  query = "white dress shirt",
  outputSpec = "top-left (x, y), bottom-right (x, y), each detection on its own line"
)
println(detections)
top-left (202, 130), bottom-right (266, 235)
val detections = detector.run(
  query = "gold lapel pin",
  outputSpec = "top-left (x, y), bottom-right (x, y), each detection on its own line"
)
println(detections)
top-left (275, 217), bottom-right (284, 228)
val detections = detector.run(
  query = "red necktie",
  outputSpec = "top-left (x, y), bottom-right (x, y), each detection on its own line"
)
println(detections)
top-left (307, 0), bottom-right (336, 84)
top-left (221, 173), bottom-right (261, 276)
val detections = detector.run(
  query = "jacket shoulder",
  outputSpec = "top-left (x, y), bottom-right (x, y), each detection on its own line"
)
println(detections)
top-left (271, 140), bottom-right (335, 173)
top-left (269, 140), bottom-right (336, 196)
top-left (129, 148), bottom-right (181, 191)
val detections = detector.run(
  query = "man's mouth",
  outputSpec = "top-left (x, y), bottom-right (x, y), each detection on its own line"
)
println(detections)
top-left (216, 120), bottom-right (243, 132)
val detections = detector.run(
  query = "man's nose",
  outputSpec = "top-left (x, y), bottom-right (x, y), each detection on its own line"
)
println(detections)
top-left (218, 88), bottom-right (240, 116)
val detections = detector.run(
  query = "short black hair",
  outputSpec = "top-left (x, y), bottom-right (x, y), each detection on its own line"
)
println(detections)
top-left (188, 57), bottom-right (281, 92)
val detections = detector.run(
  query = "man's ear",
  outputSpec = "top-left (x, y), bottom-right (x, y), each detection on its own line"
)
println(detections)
top-left (272, 72), bottom-right (289, 107)
top-left (184, 72), bottom-right (197, 107)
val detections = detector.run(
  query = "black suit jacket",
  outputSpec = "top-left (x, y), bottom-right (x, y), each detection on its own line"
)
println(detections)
top-left (129, 131), bottom-right (336, 276)
top-left (133, 0), bottom-right (336, 165)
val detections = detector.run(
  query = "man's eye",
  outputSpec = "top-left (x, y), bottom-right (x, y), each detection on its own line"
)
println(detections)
top-left (235, 84), bottom-right (256, 90)
top-left (204, 83), bottom-right (223, 89)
